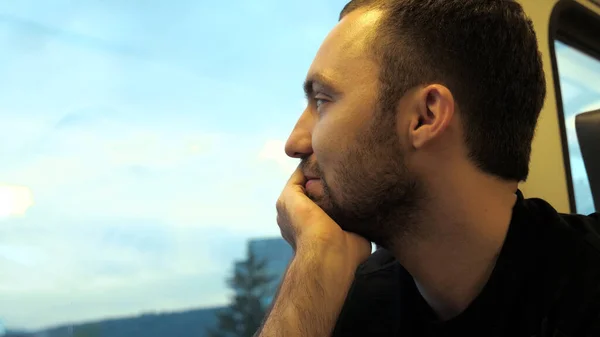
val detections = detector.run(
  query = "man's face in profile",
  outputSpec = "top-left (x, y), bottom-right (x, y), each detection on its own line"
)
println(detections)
top-left (285, 9), bottom-right (424, 247)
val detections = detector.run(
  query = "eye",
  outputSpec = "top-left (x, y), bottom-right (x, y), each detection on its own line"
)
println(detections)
top-left (314, 95), bottom-right (330, 111)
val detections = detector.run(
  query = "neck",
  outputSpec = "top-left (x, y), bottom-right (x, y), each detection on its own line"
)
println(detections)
top-left (390, 163), bottom-right (518, 321)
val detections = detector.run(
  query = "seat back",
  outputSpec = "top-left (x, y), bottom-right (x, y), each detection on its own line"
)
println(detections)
top-left (575, 109), bottom-right (600, 211)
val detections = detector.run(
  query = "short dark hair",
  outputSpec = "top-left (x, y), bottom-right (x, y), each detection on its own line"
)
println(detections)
top-left (340, 0), bottom-right (546, 182)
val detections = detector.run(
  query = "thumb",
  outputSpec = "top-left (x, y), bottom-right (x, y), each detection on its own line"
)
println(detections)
top-left (279, 166), bottom-right (327, 224)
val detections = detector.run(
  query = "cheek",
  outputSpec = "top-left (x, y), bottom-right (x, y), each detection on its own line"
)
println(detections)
top-left (312, 121), bottom-right (368, 196)
top-left (311, 106), bottom-right (374, 187)
top-left (311, 119), bottom-right (345, 183)
top-left (312, 111), bottom-right (362, 158)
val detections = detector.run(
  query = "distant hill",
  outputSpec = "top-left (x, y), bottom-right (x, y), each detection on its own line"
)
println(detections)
top-left (5, 330), bottom-right (29, 337)
top-left (4, 238), bottom-right (292, 337)
top-left (5, 307), bottom-right (222, 337)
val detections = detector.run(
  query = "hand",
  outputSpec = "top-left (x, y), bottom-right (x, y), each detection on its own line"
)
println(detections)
top-left (258, 166), bottom-right (370, 337)
top-left (276, 166), bottom-right (372, 266)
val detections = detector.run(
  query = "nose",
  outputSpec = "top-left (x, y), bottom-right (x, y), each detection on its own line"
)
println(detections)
top-left (285, 110), bottom-right (314, 159)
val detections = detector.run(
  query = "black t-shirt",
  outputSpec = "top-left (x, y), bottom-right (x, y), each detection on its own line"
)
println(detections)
top-left (332, 191), bottom-right (600, 336)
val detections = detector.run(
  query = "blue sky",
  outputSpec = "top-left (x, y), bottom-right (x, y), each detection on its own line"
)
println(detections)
top-left (0, 0), bottom-right (347, 330)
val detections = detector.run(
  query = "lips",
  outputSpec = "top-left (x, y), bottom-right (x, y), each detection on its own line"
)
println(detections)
top-left (304, 173), bottom-right (320, 184)
top-left (305, 179), bottom-right (318, 189)
top-left (304, 175), bottom-right (321, 191)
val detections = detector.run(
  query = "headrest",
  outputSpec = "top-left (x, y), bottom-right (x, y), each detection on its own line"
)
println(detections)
top-left (575, 109), bottom-right (600, 211)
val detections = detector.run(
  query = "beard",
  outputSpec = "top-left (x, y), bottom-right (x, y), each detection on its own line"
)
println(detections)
top-left (301, 112), bottom-right (425, 249)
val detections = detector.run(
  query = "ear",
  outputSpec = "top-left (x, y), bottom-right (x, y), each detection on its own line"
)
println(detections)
top-left (408, 85), bottom-right (455, 149)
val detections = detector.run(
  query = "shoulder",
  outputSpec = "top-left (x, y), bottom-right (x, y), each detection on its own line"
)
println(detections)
top-left (521, 197), bottom-right (600, 335)
top-left (356, 247), bottom-right (398, 275)
top-left (332, 249), bottom-right (406, 337)
top-left (557, 211), bottom-right (600, 252)
top-left (519, 197), bottom-right (600, 288)
top-left (342, 248), bottom-right (402, 306)
top-left (522, 196), bottom-right (600, 254)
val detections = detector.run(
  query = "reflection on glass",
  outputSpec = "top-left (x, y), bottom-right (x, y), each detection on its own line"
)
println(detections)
top-left (0, 1), bottom-right (345, 336)
top-left (555, 41), bottom-right (600, 215)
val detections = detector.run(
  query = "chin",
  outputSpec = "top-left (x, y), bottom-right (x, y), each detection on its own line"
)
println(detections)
top-left (308, 194), bottom-right (333, 212)
top-left (309, 195), bottom-right (328, 209)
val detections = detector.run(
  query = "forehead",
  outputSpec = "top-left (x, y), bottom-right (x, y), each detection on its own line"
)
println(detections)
top-left (307, 9), bottom-right (382, 86)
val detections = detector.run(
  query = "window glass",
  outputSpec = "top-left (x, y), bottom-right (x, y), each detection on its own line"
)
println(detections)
top-left (0, 1), bottom-right (347, 335)
top-left (554, 40), bottom-right (600, 215)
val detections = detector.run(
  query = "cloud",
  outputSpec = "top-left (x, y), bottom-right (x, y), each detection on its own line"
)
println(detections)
top-left (0, 133), bottom-right (296, 329)
top-left (0, 41), bottom-right (298, 326)
top-left (0, 13), bottom-right (143, 57)
top-left (0, 0), bottom-right (340, 330)
top-left (0, 185), bottom-right (34, 218)
top-left (258, 139), bottom-right (298, 174)
top-left (0, 212), bottom-right (238, 329)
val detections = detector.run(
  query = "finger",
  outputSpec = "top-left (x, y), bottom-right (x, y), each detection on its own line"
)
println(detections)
top-left (280, 165), bottom-right (311, 215)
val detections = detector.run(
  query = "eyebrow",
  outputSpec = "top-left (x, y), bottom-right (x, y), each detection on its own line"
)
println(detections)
top-left (303, 73), bottom-right (340, 99)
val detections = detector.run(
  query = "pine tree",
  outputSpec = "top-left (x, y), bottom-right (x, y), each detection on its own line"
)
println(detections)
top-left (207, 247), bottom-right (277, 337)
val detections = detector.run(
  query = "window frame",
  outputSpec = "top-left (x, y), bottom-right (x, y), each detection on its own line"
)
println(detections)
top-left (549, 0), bottom-right (600, 213)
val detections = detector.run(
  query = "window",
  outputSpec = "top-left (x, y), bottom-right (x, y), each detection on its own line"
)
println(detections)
top-left (550, 0), bottom-right (600, 214)
top-left (0, 1), bottom-right (347, 335)
top-left (554, 41), bottom-right (600, 214)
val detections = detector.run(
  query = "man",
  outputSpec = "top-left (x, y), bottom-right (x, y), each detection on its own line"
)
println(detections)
top-left (258, 0), bottom-right (600, 336)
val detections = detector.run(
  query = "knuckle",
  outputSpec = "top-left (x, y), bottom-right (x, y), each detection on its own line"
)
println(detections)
top-left (275, 197), bottom-right (285, 213)
top-left (276, 214), bottom-right (286, 228)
